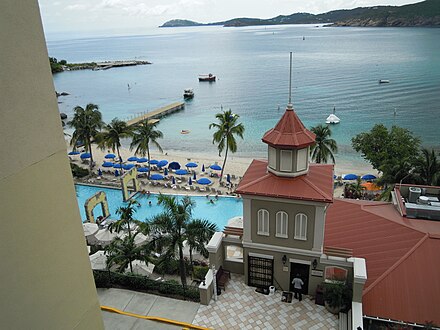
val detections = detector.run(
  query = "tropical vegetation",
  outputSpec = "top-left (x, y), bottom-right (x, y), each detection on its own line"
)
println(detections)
top-left (108, 199), bottom-right (141, 237)
top-left (98, 118), bottom-right (132, 170)
top-left (310, 124), bottom-right (338, 164)
top-left (209, 109), bottom-right (245, 181)
top-left (144, 195), bottom-right (217, 287)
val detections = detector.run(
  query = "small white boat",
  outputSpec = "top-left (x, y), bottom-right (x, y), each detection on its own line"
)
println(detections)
top-left (379, 80), bottom-right (390, 84)
top-left (326, 107), bottom-right (340, 124)
top-left (183, 89), bottom-right (194, 99)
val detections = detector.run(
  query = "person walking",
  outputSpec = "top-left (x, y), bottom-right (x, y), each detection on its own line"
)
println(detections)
top-left (292, 274), bottom-right (304, 301)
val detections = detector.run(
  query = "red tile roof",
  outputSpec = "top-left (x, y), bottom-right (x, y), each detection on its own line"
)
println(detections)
top-left (325, 199), bottom-right (440, 325)
top-left (262, 107), bottom-right (316, 148)
top-left (236, 160), bottom-right (334, 203)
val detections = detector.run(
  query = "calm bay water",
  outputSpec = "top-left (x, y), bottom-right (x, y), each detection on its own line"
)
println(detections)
top-left (48, 25), bottom-right (440, 162)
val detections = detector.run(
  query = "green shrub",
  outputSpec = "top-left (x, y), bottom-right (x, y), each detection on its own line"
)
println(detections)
top-left (93, 270), bottom-right (110, 288)
top-left (70, 163), bottom-right (89, 178)
top-left (192, 266), bottom-right (209, 280)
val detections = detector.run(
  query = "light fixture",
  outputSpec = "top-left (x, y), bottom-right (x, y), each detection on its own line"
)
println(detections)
top-left (282, 255), bottom-right (287, 265)
top-left (312, 259), bottom-right (318, 270)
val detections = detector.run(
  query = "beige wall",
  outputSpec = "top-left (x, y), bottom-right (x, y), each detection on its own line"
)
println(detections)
top-left (0, 1), bottom-right (103, 328)
top-left (250, 199), bottom-right (316, 250)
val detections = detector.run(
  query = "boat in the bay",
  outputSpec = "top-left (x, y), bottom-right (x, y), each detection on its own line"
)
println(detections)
top-left (379, 80), bottom-right (390, 84)
top-left (326, 106), bottom-right (340, 124)
top-left (199, 73), bottom-right (216, 82)
top-left (183, 89), bottom-right (194, 99)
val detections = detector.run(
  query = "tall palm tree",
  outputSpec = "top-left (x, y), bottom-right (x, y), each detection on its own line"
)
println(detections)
top-left (310, 124), bottom-right (338, 164)
top-left (68, 103), bottom-right (104, 171)
top-left (108, 199), bottom-right (140, 238)
top-left (209, 109), bottom-right (244, 181)
top-left (413, 148), bottom-right (439, 186)
top-left (98, 118), bottom-right (132, 170)
top-left (186, 219), bottom-right (217, 269)
top-left (105, 234), bottom-right (152, 273)
top-left (130, 120), bottom-right (163, 179)
top-left (146, 195), bottom-right (217, 287)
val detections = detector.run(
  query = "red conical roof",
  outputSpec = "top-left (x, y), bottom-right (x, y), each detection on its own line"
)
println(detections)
top-left (262, 105), bottom-right (316, 148)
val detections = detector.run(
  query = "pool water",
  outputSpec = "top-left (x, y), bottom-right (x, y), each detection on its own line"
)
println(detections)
top-left (75, 184), bottom-right (243, 230)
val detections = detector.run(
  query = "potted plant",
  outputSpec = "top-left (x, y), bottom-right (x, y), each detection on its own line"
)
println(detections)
top-left (323, 281), bottom-right (352, 314)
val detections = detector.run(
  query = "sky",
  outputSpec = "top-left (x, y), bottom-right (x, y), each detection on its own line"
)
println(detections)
top-left (38, 0), bottom-right (420, 38)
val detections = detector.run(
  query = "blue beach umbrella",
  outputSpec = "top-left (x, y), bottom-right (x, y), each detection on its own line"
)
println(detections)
top-left (80, 152), bottom-right (91, 159)
top-left (186, 162), bottom-right (198, 168)
top-left (168, 161), bottom-right (181, 170)
top-left (164, 168), bottom-right (169, 176)
top-left (150, 174), bottom-right (164, 180)
top-left (102, 162), bottom-right (113, 168)
top-left (210, 164), bottom-right (222, 171)
top-left (158, 160), bottom-right (168, 168)
top-left (172, 177), bottom-right (176, 185)
top-left (149, 159), bottom-right (159, 165)
top-left (128, 156), bottom-right (138, 162)
top-left (137, 157), bottom-right (148, 163)
top-left (193, 172), bottom-right (197, 180)
top-left (188, 177), bottom-right (193, 185)
top-left (333, 174), bottom-right (337, 179)
top-left (105, 153), bottom-right (116, 159)
top-left (227, 174), bottom-right (231, 183)
top-left (175, 169), bottom-right (188, 175)
top-left (98, 169), bottom-right (102, 176)
top-left (197, 178), bottom-right (212, 185)
top-left (68, 151), bottom-right (80, 155)
top-left (123, 164), bottom-right (135, 170)
top-left (138, 167), bottom-right (150, 173)
top-left (114, 170), bottom-right (120, 177)
top-left (361, 174), bottom-right (377, 181)
top-left (113, 163), bottom-right (123, 169)
top-left (343, 174), bottom-right (358, 180)
top-left (202, 164), bottom-right (205, 172)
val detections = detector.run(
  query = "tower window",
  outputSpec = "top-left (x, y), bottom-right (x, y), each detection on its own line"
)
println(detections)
top-left (280, 150), bottom-right (292, 172)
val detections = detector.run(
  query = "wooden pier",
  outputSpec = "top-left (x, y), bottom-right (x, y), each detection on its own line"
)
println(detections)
top-left (94, 60), bottom-right (151, 70)
top-left (126, 102), bottom-right (185, 126)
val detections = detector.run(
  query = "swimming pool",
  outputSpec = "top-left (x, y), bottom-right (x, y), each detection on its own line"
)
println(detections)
top-left (75, 184), bottom-right (243, 230)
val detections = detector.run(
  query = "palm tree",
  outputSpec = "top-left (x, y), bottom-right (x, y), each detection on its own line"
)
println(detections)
top-left (68, 103), bottom-right (104, 171)
top-left (186, 219), bottom-right (217, 269)
top-left (108, 199), bottom-right (140, 238)
top-left (209, 109), bottom-right (244, 181)
top-left (310, 124), bottom-right (338, 164)
top-left (98, 118), bottom-right (132, 170)
top-left (105, 234), bottom-right (152, 273)
top-left (146, 195), bottom-right (217, 287)
top-left (130, 120), bottom-right (163, 179)
top-left (413, 148), bottom-right (439, 186)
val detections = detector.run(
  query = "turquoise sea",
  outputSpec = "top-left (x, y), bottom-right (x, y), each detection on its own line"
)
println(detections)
top-left (47, 25), bottom-right (440, 162)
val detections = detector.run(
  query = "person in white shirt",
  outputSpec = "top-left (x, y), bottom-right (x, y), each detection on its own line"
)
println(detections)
top-left (292, 274), bottom-right (304, 301)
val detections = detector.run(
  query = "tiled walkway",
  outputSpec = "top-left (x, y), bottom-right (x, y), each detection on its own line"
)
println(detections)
top-left (193, 274), bottom-right (338, 330)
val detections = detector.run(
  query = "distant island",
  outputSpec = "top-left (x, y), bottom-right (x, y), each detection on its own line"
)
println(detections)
top-left (160, 0), bottom-right (440, 28)
top-left (49, 57), bottom-right (151, 74)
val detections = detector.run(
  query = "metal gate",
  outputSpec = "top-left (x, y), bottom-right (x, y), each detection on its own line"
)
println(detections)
top-left (248, 256), bottom-right (274, 288)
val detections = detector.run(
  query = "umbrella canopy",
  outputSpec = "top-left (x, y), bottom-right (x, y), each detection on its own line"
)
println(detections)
top-left (361, 182), bottom-right (382, 191)
top-left (98, 169), bottom-right (103, 176)
top-left (127, 260), bottom-right (155, 276)
top-left (94, 229), bottom-right (117, 245)
top-left (343, 174), bottom-right (358, 180)
top-left (68, 151), bottom-right (80, 155)
top-left (137, 157), bottom-right (148, 163)
top-left (105, 153), bottom-right (116, 159)
top-left (193, 172), bottom-right (197, 180)
top-left (186, 162), bottom-right (198, 168)
top-left (210, 164), bottom-right (222, 171)
top-left (361, 174), bottom-right (377, 181)
top-left (123, 164), bottom-right (135, 170)
top-left (150, 174), bottom-right (164, 180)
top-left (127, 156), bottom-right (138, 162)
top-left (197, 178), bottom-right (212, 185)
top-left (163, 168), bottom-right (168, 176)
top-left (188, 177), bottom-right (193, 185)
top-left (133, 233), bottom-right (149, 246)
top-left (175, 169), bottom-right (188, 175)
top-left (83, 222), bottom-right (99, 237)
top-left (172, 176), bottom-right (176, 185)
top-left (157, 160), bottom-right (168, 167)
top-left (89, 251), bottom-right (108, 270)
top-left (227, 216), bottom-right (243, 228)
top-left (168, 161), bottom-right (181, 170)
top-left (138, 167), bottom-right (150, 173)
top-left (113, 163), bottom-right (123, 169)
top-left (102, 161), bottom-right (114, 168)
top-left (202, 164), bottom-right (205, 172)
top-left (149, 159), bottom-right (159, 165)
top-left (226, 174), bottom-right (231, 183)
top-left (80, 152), bottom-right (91, 159)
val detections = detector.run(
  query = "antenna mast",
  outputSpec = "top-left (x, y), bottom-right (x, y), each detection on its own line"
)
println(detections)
top-left (288, 52), bottom-right (293, 109)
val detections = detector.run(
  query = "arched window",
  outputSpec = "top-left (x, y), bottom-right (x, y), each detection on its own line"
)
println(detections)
top-left (257, 209), bottom-right (269, 236)
top-left (276, 211), bottom-right (288, 238)
top-left (324, 267), bottom-right (348, 283)
top-left (294, 213), bottom-right (307, 240)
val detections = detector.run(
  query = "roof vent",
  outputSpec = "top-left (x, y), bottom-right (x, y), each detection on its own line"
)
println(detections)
top-left (408, 187), bottom-right (421, 203)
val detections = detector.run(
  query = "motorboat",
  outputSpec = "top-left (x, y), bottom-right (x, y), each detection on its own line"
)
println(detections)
top-left (199, 73), bottom-right (216, 82)
top-left (326, 107), bottom-right (340, 124)
top-left (183, 89), bottom-right (194, 99)
top-left (379, 80), bottom-right (390, 84)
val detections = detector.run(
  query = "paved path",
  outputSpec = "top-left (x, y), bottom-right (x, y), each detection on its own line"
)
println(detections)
top-left (97, 288), bottom-right (200, 330)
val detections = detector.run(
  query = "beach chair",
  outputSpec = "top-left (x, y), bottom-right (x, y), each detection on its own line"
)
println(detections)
top-left (211, 187), bottom-right (217, 193)
top-left (190, 186), bottom-right (196, 191)
top-left (217, 190), bottom-right (222, 195)
top-left (232, 174), bottom-right (236, 180)
top-left (185, 186), bottom-right (191, 191)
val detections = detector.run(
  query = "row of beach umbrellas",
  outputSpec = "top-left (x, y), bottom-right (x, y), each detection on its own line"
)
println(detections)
top-left (340, 174), bottom-right (377, 181)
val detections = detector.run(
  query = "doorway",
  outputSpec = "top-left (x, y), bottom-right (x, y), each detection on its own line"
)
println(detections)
top-left (289, 262), bottom-right (309, 294)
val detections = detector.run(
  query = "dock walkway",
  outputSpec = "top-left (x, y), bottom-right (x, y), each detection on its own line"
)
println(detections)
top-left (126, 102), bottom-right (185, 126)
